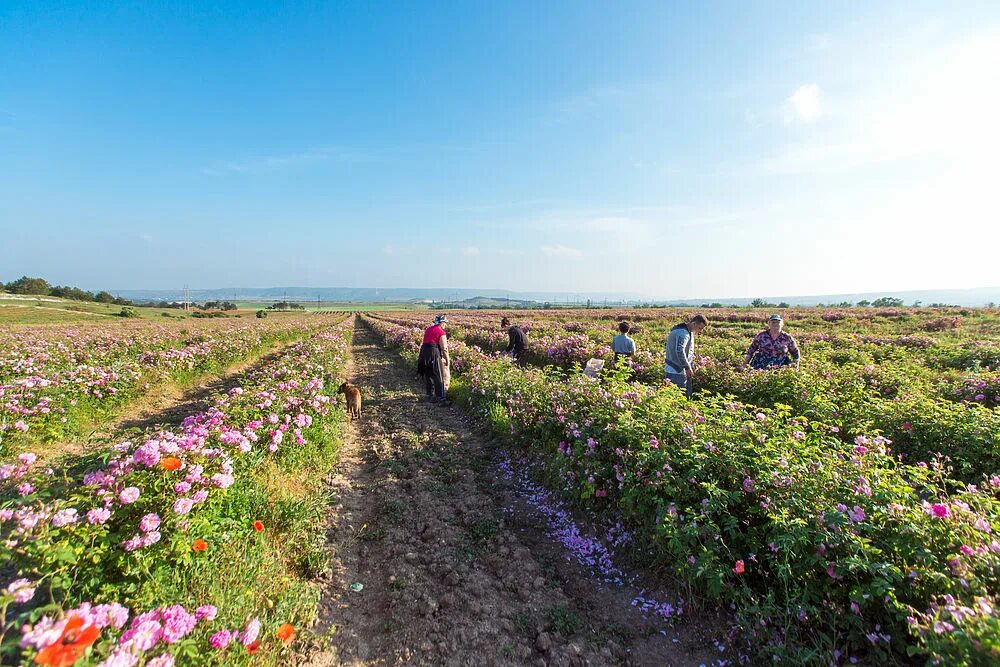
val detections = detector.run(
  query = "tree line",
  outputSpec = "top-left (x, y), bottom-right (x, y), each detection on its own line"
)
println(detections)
top-left (1, 276), bottom-right (134, 306)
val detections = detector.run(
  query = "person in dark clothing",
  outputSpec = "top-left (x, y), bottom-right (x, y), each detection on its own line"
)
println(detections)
top-left (501, 317), bottom-right (528, 364)
top-left (417, 314), bottom-right (450, 404)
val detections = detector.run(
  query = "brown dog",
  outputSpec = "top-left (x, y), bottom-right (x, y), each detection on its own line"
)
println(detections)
top-left (337, 382), bottom-right (362, 420)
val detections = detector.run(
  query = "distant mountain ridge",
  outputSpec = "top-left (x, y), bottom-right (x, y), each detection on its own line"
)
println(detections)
top-left (112, 287), bottom-right (644, 303)
top-left (110, 285), bottom-right (1000, 307)
top-left (661, 286), bottom-right (1000, 308)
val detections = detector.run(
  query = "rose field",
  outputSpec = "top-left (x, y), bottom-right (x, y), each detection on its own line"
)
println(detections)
top-left (2, 314), bottom-right (353, 666)
top-left (363, 307), bottom-right (1000, 666)
top-left (2, 307), bottom-right (999, 666)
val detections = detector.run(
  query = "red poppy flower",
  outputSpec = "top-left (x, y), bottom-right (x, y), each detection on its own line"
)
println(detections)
top-left (276, 623), bottom-right (295, 643)
top-left (253, 521), bottom-right (265, 532)
top-left (192, 538), bottom-right (208, 553)
top-left (34, 616), bottom-right (100, 667)
top-left (246, 640), bottom-right (261, 654)
top-left (732, 560), bottom-right (745, 575)
top-left (161, 456), bottom-right (182, 471)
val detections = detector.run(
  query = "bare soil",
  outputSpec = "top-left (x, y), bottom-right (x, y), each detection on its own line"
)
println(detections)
top-left (302, 320), bottom-right (723, 667)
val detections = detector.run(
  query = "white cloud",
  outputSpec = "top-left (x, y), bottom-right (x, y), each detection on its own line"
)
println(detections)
top-left (808, 34), bottom-right (832, 52)
top-left (381, 245), bottom-right (396, 256)
top-left (783, 83), bottom-right (822, 124)
top-left (577, 216), bottom-right (652, 235)
top-left (460, 247), bottom-right (480, 256)
top-left (541, 244), bottom-right (584, 258)
top-left (764, 30), bottom-right (1000, 174)
top-left (201, 146), bottom-right (372, 175)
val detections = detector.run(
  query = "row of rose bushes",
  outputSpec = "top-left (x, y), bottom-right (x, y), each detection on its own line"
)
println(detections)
top-left (364, 314), bottom-right (1000, 665)
top-left (0, 318), bottom-right (327, 459)
top-left (380, 313), bottom-right (1000, 482)
top-left (378, 310), bottom-right (995, 385)
top-left (389, 306), bottom-right (1000, 365)
top-left (694, 361), bottom-right (1000, 483)
top-left (0, 317), bottom-right (354, 666)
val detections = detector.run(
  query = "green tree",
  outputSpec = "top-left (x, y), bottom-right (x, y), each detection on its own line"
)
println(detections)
top-left (95, 291), bottom-right (116, 304)
top-left (5, 276), bottom-right (52, 295)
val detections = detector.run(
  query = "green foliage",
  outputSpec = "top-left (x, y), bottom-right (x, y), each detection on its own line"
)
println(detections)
top-left (4, 276), bottom-right (52, 295)
top-left (365, 313), bottom-right (1000, 664)
top-left (1, 320), bottom-right (353, 665)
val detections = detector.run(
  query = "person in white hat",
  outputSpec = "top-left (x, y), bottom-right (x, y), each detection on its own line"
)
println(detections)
top-left (744, 314), bottom-right (800, 370)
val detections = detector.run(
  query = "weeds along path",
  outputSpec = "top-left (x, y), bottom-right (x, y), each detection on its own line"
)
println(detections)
top-left (305, 321), bottom-right (719, 667)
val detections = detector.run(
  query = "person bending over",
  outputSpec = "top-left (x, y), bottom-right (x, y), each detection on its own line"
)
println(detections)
top-left (612, 321), bottom-right (636, 363)
top-left (417, 314), bottom-right (451, 404)
top-left (664, 314), bottom-right (708, 399)
top-left (501, 317), bottom-right (528, 365)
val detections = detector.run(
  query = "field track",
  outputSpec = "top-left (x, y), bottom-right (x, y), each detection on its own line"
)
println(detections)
top-left (32, 341), bottom-right (298, 466)
top-left (302, 319), bottom-right (720, 667)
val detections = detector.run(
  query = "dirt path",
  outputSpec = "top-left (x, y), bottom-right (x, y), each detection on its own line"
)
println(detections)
top-left (114, 342), bottom-right (292, 433)
top-left (303, 321), bottom-right (722, 667)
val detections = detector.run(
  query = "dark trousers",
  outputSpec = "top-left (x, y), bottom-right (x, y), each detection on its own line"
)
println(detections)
top-left (418, 343), bottom-right (446, 399)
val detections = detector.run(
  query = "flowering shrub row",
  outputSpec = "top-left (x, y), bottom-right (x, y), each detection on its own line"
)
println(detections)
top-left (1, 318), bottom-right (353, 665)
top-left (0, 318), bottom-right (326, 458)
top-left (379, 313), bottom-right (1000, 482)
top-left (952, 374), bottom-right (1000, 408)
top-left (365, 314), bottom-right (1000, 665)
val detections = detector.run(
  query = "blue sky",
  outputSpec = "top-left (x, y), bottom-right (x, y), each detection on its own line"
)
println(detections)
top-left (1, 1), bottom-right (998, 298)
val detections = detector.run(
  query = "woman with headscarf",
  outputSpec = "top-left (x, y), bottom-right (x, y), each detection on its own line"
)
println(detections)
top-left (418, 314), bottom-right (451, 404)
top-left (744, 314), bottom-right (801, 370)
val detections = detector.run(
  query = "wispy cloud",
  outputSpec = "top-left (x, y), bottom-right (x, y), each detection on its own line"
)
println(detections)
top-left (783, 83), bottom-right (822, 124)
top-left (201, 146), bottom-right (373, 175)
top-left (808, 34), bottom-right (832, 52)
top-left (542, 244), bottom-right (584, 258)
top-left (763, 30), bottom-right (1000, 175)
top-left (460, 247), bottom-right (480, 257)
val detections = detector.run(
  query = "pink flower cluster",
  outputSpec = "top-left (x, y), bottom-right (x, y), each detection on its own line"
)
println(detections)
top-left (208, 617), bottom-right (261, 650)
top-left (19, 601), bottom-right (217, 666)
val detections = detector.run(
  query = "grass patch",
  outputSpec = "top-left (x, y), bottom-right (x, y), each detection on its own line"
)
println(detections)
top-left (546, 604), bottom-right (583, 637)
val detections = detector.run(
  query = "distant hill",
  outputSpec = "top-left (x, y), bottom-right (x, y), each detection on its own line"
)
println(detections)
top-left (109, 285), bottom-right (1000, 308)
top-left (446, 296), bottom-right (537, 308)
top-left (663, 287), bottom-right (1000, 308)
top-left (113, 286), bottom-right (642, 304)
